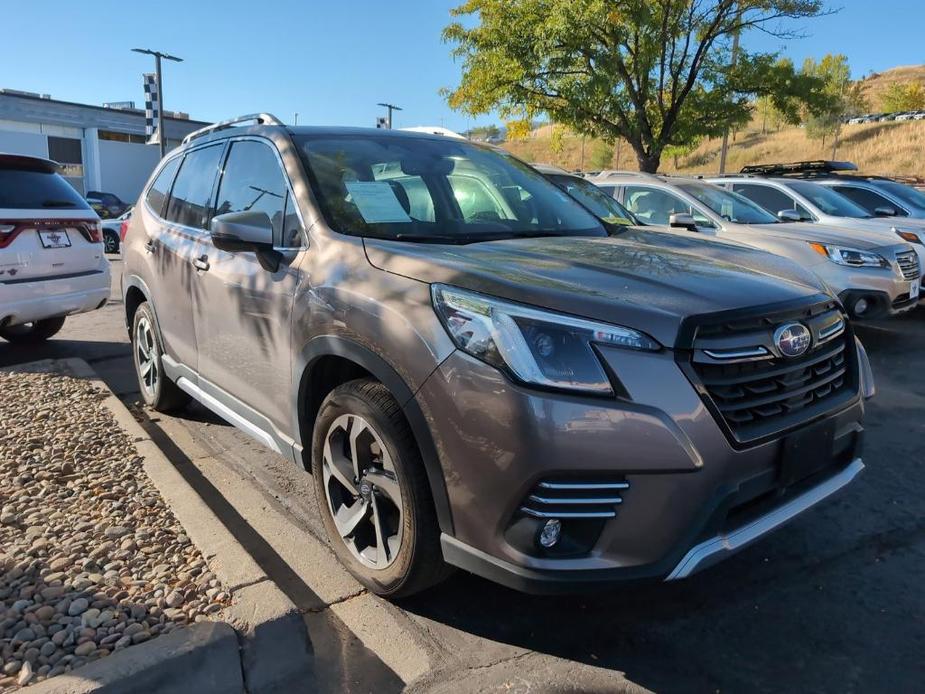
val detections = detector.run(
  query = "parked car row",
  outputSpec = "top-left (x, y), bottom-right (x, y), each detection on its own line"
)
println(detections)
top-left (845, 111), bottom-right (925, 124)
top-left (0, 124), bottom-right (898, 599)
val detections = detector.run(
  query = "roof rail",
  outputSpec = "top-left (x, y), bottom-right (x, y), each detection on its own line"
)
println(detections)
top-left (182, 113), bottom-right (284, 145)
top-left (739, 160), bottom-right (858, 176)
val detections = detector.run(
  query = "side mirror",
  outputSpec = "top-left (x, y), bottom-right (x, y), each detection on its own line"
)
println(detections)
top-left (210, 211), bottom-right (274, 252)
top-left (777, 209), bottom-right (803, 223)
top-left (669, 213), bottom-right (698, 231)
top-left (873, 205), bottom-right (897, 217)
top-left (210, 211), bottom-right (282, 271)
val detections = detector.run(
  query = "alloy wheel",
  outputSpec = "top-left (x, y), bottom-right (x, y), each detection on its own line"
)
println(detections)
top-left (322, 414), bottom-right (404, 569)
top-left (135, 316), bottom-right (159, 398)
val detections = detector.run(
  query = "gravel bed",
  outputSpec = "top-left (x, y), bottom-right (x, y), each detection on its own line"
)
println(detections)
top-left (0, 370), bottom-right (230, 690)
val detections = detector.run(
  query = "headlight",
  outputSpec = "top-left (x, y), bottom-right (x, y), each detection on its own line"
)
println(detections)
top-left (809, 243), bottom-right (888, 268)
top-left (894, 228), bottom-right (924, 245)
top-left (431, 284), bottom-right (659, 395)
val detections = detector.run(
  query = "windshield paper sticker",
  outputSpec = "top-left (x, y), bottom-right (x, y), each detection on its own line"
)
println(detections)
top-left (345, 181), bottom-right (412, 224)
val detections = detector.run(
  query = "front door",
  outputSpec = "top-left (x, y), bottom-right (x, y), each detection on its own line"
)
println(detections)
top-left (191, 138), bottom-right (305, 438)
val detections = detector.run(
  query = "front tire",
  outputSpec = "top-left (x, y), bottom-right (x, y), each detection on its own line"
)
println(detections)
top-left (103, 231), bottom-right (119, 254)
top-left (0, 316), bottom-right (66, 343)
top-left (132, 302), bottom-right (189, 412)
top-left (311, 379), bottom-right (449, 598)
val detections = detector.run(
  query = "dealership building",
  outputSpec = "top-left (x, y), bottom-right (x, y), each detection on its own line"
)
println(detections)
top-left (0, 89), bottom-right (208, 201)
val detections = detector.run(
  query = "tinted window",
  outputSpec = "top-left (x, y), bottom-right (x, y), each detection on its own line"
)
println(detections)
top-left (623, 186), bottom-right (715, 228)
top-left (0, 168), bottom-right (90, 210)
top-left (833, 185), bottom-right (907, 216)
top-left (785, 180), bottom-right (870, 218)
top-left (166, 145), bottom-right (224, 229)
top-left (731, 183), bottom-right (802, 218)
top-left (215, 141), bottom-right (289, 244)
top-left (295, 134), bottom-right (604, 242)
top-left (145, 157), bottom-right (181, 217)
top-left (871, 180), bottom-right (925, 210)
top-left (547, 174), bottom-right (636, 225)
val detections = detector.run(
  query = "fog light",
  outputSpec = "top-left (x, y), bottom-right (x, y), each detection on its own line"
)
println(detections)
top-left (854, 298), bottom-right (869, 316)
top-left (539, 519), bottom-right (562, 548)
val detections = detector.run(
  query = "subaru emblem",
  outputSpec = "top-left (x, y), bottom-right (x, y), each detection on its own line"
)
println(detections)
top-left (774, 322), bottom-right (812, 358)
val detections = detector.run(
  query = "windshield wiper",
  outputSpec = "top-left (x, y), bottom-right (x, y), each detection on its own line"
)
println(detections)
top-left (41, 200), bottom-right (77, 208)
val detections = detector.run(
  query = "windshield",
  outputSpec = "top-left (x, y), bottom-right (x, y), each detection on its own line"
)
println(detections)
top-left (675, 181), bottom-right (778, 224)
top-left (546, 174), bottom-right (637, 226)
top-left (872, 180), bottom-right (925, 210)
top-left (294, 134), bottom-right (605, 242)
top-left (786, 180), bottom-right (871, 218)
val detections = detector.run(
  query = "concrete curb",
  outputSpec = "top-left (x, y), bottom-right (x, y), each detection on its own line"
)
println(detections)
top-left (22, 623), bottom-right (243, 694)
top-left (10, 359), bottom-right (313, 694)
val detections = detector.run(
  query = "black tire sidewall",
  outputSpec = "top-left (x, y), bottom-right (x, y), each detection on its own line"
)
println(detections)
top-left (0, 316), bottom-right (66, 343)
top-left (311, 384), bottom-right (422, 596)
top-left (132, 303), bottom-right (167, 408)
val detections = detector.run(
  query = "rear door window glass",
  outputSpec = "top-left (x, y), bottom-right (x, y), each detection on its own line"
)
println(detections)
top-left (145, 157), bottom-right (181, 217)
top-left (165, 145), bottom-right (224, 230)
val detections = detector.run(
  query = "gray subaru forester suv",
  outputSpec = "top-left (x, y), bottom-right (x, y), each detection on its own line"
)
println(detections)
top-left (122, 114), bottom-right (873, 596)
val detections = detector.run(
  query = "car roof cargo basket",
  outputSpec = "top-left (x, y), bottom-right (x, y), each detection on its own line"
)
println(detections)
top-left (739, 161), bottom-right (858, 177)
top-left (182, 113), bottom-right (284, 145)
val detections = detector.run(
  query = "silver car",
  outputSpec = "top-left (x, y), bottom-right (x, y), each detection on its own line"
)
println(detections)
top-left (589, 173), bottom-right (921, 319)
top-left (705, 175), bottom-right (925, 283)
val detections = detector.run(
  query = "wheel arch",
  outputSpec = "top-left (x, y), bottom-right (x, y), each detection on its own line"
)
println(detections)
top-left (294, 336), bottom-right (454, 535)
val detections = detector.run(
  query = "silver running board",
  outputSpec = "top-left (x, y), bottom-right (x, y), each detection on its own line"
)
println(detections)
top-left (175, 376), bottom-right (282, 454)
top-left (665, 458), bottom-right (864, 581)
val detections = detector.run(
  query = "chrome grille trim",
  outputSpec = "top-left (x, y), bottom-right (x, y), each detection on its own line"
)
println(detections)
top-left (520, 477), bottom-right (629, 519)
top-left (896, 250), bottom-right (920, 281)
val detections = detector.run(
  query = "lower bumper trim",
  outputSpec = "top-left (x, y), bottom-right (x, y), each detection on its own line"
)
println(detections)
top-left (664, 457), bottom-right (864, 581)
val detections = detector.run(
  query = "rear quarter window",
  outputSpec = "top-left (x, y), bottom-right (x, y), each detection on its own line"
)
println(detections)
top-left (145, 157), bottom-right (182, 217)
top-left (0, 169), bottom-right (90, 211)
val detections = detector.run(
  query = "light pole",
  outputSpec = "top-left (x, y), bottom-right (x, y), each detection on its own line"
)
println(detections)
top-left (132, 48), bottom-right (183, 158)
top-left (377, 102), bottom-right (402, 130)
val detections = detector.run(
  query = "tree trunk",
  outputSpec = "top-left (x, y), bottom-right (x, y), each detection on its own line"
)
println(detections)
top-left (636, 150), bottom-right (661, 173)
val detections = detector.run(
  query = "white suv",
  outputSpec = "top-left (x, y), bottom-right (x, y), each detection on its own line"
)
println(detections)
top-left (0, 154), bottom-right (110, 343)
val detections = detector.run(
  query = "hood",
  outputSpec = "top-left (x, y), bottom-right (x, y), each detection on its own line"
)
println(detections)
top-left (747, 221), bottom-right (904, 250)
top-left (819, 215), bottom-right (925, 237)
top-left (364, 230), bottom-right (827, 347)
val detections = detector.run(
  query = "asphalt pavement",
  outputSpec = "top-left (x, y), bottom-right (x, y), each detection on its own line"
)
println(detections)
top-left (2, 258), bottom-right (923, 693)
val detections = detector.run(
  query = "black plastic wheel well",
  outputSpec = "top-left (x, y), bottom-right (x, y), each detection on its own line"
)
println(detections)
top-left (124, 286), bottom-right (147, 335)
top-left (298, 355), bottom-right (375, 467)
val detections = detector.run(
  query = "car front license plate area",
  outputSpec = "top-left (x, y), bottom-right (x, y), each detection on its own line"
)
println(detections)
top-left (779, 419), bottom-right (836, 487)
top-left (911, 281), bottom-right (921, 301)
top-left (38, 229), bottom-right (71, 249)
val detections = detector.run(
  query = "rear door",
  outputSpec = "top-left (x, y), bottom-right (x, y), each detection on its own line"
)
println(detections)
top-left (141, 144), bottom-right (224, 372)
top-left (0, 160), bottom-right (102, 285)
top-left (192, 138), bottom-right (304, 435)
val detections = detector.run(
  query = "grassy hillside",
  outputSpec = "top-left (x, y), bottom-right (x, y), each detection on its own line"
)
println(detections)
top-left (505, 120), bottom-right (925, 178)
top-left (861, 64), bottom-right (925, 112)
top-left (503, 65), bottom-right (925, 178)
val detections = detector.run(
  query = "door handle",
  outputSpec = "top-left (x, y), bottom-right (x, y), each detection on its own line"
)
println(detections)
top-left (192, 255), bottom-right (210, 272)
top-left (144, 240), bottom-right (156, 253)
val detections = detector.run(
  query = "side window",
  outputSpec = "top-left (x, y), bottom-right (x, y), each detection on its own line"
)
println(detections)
top-left (215, 140), bottom-right (289, 245)
top-left (732, 183), bottom-right (804, 219)
top-left (597, 185), bottom-right (617, 197)
top-left (448, 175), bottom-right (510, 222)
top-left (623, 186), bottom-right (703, 227)
top-left (833, 185), bottom-right (906, 216)
top-left (145, 157), bottom-right (181, 217)
top-left (166, 145), bottom-right (224, 230)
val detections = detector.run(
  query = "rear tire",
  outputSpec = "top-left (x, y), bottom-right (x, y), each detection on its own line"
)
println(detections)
top-left (132, 302), bottom-right (190, 412)
top-left (311, 379), bottom-right (450, 598)
top-left (0, 316), bottom-right (66, 343)
top-left (103, 231), bottom-right (119, 254)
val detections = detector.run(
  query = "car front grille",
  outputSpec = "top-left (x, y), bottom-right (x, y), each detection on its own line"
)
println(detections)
top-left (519, 478), bottom-right (629, 519)
top-left (682, 300), bottom-right (859, 444)
top-left (896, 250), bottom-right (920, 281)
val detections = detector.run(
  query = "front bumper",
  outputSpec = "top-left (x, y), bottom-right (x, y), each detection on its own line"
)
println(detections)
top-left (0, 267), bottom-right (110, 327)
top-left (418, 345), bottom-right (865, 593)
top-left (812, 263), bottom-right (919, 319)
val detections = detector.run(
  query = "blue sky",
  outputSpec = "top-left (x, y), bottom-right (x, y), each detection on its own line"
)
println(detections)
top-left (2, 1), bottom-right (922, 130)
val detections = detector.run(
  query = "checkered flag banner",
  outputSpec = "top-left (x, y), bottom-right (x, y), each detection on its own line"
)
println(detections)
top-left (143, 73), bottom-right (159, 140)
